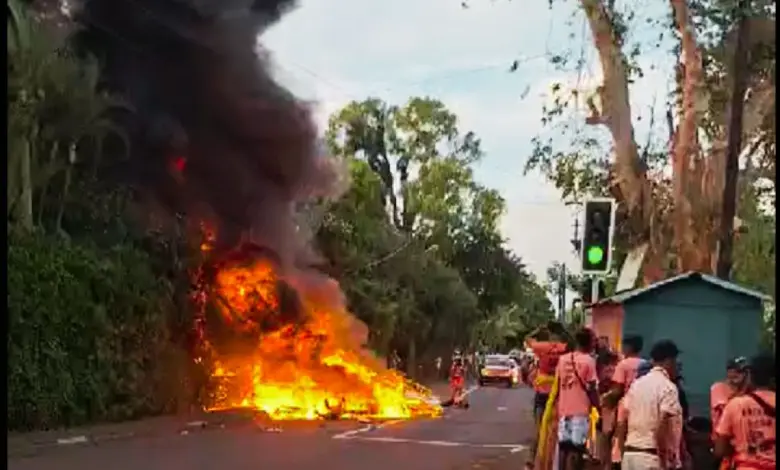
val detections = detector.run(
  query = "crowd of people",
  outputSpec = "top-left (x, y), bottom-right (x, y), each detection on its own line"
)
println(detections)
top-left (521, 324), bottom-right (776, 470)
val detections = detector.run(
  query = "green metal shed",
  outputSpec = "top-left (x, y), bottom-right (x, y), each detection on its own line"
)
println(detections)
top-left (589, 271), bottom-right (769, 418)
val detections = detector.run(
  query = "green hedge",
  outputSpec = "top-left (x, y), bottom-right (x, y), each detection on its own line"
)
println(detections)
top-left (8, 232), bottom-right (198, 431)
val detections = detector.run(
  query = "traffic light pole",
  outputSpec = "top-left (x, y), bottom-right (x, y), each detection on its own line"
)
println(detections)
top-left (591, 277), bottom-right (600, 304)
top-left (557, 263), bottom-right (567, 321)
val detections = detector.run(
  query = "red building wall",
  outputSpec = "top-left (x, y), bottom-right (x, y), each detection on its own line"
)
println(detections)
top-left (588, 303), bottom-right (625, 352)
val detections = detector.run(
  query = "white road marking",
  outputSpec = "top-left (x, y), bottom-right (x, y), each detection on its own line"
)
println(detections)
top-left (331, 384), bottom-right (526, 455)
top-left (332, 384), bottom-right (479, 440)
top-left (332, 420), bottom-right (401, 439)
top-left (346, 435), bottom-right (527, 452)
top-left (56, 436), bottom-right (88, 445)
top-left (497, 406), bottom-right (508, 411)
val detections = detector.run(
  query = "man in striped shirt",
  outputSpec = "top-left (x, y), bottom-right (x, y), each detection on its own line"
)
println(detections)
top-left (615, 340), bottom-right (683, 470)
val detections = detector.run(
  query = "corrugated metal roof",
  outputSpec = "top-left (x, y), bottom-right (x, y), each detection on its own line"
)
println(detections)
top-left (597, 271), bottom-right (771, 305)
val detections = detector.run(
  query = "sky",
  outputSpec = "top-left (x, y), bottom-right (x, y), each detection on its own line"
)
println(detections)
top-left (262, 0), bottom-right (675, 306)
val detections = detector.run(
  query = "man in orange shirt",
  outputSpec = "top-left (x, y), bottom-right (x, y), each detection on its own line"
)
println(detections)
top-left (714, 353), bottom-right (775, 470)
top-left (711, 357), bottom-right (749, 431)
top-left (601, 336), bottom-right (644, 469)
top-left (525, 325), bottom-right (569, 469)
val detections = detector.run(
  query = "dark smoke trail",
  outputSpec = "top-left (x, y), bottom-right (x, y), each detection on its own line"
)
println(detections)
top-left (73, 0), bottom-right (341, 266)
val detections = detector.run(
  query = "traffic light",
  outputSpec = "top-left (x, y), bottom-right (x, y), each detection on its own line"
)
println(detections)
top-left (580, 198), bottom-right (616, 275)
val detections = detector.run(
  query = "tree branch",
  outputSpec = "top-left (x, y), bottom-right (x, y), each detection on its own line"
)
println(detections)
top-left (580, 0), bottom-right (649, 232)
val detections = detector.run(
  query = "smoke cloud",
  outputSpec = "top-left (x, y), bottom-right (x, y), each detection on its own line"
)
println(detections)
top-left (74, 0), bottom-right (342, 267)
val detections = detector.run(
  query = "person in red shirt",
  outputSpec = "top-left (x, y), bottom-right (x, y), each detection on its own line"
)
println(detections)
top-left (712, 357), bottom-right (749, 430)
top-left (714, 353), bottom-right (775, 470)
top-left (711, 357), bottom-right (750, 470)
top-left (555, 328), bottom-right (599, 470)
top-left (600, 335), bottom-right (644, 469)
top-left (525, 325), bottom-right (569, 469)
top-left (448, 356), bottom-right (469, 408)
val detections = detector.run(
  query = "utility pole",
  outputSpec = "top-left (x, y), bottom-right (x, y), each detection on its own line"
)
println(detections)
top-left (716, 0), bottom-right (750, 280)
top-left (591, 277), bottom-right (600, 304)
top-left (571, 218), bottom-right (582, 253)
top-left (557, 263), bottom-right (567, 322)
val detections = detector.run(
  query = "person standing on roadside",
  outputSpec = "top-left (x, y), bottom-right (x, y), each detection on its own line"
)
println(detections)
top-left (710, 357), bottom-right (750, 470)
top-left (596, 336), bottom-right (612, 357)
top-left (595, 351), bottom-right (620, 468)
top-left (525, 326), bottom-right (569, 469)
top-left (714, 353), bottom-right (776, 470)
top-left (711, 357), bottom-right (750, 432)
top-left (555, 328), bottom-right (600, 470)
top-left (601, 336), bottom-right (645, 470)
top-left (466, 351), bottom-right (476, 382)
top-left (605, 336), bottom-right (645, 404)
top-left (616, 340), bottom-right (683, 470)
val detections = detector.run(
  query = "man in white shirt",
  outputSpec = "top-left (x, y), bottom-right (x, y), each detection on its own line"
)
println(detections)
top-left (616, 340), bottom-right (683, 470)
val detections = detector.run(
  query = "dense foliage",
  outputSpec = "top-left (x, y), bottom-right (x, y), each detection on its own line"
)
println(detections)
top-left (8, 231), bottom-right (198, 430)
top-left (7, 0), bottom-right (553, 430)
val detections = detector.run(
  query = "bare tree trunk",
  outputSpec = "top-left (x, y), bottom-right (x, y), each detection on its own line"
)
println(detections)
top-left (55, 143), bottom-right (77, 236)
top-left (36, 141), bottom-right (60, 225)
top-left (581, 0), bottom-right (647, 213)
top-left (669, 0), bottom-right (707, 273)
top-left (406, 340), bottom-right (417, 379)
top-left (716, 0), bottom-right (750, 279)
top-left (15, 137), bottom-right (35, 231)
top-left (580, 0), bottom-right (654, 280)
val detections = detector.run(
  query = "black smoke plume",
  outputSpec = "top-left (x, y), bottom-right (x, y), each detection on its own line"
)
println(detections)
top-left (73, 0), bottom-right (340, 266)
top-left (71, 0), bottom-right (349, 346)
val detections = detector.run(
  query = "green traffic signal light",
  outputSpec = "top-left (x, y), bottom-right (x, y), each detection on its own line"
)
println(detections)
top-left (581, 199), bottom-right (615, 273)
top-left (586, 245), bottom-right (604, 265)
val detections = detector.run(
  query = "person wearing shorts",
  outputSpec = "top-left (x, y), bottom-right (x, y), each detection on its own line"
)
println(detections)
top-left (555, 328), bottom-right (598, 470)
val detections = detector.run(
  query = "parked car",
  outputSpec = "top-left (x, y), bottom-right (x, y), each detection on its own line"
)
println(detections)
top-left (478, 354), bottom-right (520, 388)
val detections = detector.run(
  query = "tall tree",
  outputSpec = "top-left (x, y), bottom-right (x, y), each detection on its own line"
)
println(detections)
top-left (326, 97), bottom-right (484, 255)
top-left (522, 0), bottom-right (775, 284)
top-left (326, 97), bottom-right (553, 360)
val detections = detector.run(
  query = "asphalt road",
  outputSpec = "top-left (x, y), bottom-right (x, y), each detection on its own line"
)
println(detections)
top-left (9, 385), bottom-right (537, 470)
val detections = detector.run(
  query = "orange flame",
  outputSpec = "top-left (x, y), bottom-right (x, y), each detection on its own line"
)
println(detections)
top-left (202, 255), bottom-right (441, 421)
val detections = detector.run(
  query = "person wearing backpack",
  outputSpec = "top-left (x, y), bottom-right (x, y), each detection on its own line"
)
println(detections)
top-left (714, 353), bottom-right (775, 470)
top-left (712, 357), bottom-right (750, 432)
top-left (710, 357), bottom-right (751, 470)
top-left (554, 328), bottom-right (600, 470)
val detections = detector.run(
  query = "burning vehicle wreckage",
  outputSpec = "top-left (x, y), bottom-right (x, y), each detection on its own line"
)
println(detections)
top-left (71, 0), bottom-right (442, 422)
top-left (193, 241), bottom-right (443, 422)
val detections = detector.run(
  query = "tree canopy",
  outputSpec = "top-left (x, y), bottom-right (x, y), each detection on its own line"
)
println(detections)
top-left (323, 97), bottom-right (554, 361)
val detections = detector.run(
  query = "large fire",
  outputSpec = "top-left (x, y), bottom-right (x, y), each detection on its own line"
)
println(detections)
top-left (200, 252), bottom-right (442, 421)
